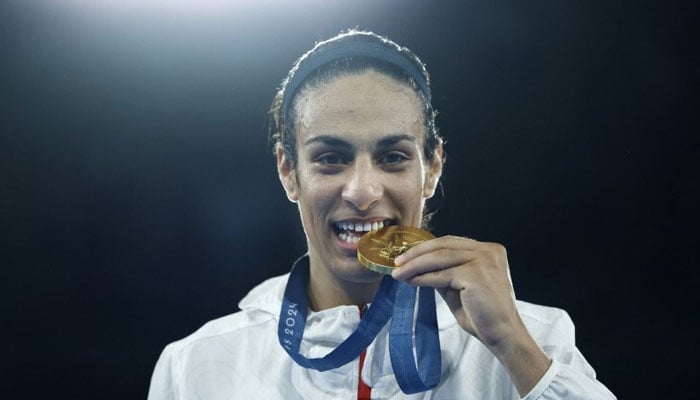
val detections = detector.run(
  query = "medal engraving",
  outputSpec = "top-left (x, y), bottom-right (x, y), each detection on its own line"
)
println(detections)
top-left (357, 226), bottom-right (435, 274)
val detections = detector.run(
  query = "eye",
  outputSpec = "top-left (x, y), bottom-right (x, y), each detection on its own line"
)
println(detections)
top-left (316, 153), bottom-right (348, 166)
top-left (379, 152), bottom-right (409, 165)
top-left (312, 152), bottom-right (351, 174)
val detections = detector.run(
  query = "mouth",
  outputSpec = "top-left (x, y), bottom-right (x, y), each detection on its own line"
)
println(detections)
top-left (333, 219), bottom-right (396, 245)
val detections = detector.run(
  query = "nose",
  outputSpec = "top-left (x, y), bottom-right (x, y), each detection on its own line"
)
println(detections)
top-left (341, 157), bottom-right (383, 211)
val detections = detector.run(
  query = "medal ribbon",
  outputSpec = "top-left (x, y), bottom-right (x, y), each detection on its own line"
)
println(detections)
top-left (278, 255), bottom-right (441, 394)
top-left (389, 283), bottom-right (442, 393)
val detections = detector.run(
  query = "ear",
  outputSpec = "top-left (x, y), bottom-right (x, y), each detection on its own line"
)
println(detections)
top-left (423, 141), bottom-right (443, 199)
top-left (276, 145), bottom-right (299, 202)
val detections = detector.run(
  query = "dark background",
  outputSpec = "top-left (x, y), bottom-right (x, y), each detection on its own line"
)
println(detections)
top-left (2, 0), bottom-right (696, 398)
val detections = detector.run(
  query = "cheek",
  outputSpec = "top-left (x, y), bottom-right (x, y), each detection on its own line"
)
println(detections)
top-left (393, 180), bottom-right (421, 198)
top-left (402, 165), bottom-right (428, 194)
top-left (388, 173), bottom-right (426, 208)
top-left (296, 169), bottom-right (342, 208)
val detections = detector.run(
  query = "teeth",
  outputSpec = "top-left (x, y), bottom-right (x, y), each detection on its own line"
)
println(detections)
top-left (335, 220), bottom-right (390, 240)
top-left (338, 232), bottom-right (359, 244)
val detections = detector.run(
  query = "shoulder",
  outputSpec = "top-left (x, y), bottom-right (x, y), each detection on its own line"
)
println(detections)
top-left (516, 300), bottom-right (576, 346)
top-left (149, 274), bottom-right (298, 399)
top-left (161, 273), bottom-right (290, 361)
top-left (436, 296), bottom-right (574, 340)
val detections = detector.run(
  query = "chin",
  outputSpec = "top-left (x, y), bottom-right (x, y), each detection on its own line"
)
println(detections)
top-left (341, 261), bottom-right (384, 283)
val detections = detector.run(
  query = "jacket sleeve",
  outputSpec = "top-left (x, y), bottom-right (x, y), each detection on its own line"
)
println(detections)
top-left (521, 359), bottom-right (616, 400)
top-left (519, 306), bottom-right (616, 400)
top-left (147, 344), bottom-right (182, 400)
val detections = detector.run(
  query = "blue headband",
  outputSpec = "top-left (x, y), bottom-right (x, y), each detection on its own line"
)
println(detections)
top-left (281, 34), bottom-right (431, 129)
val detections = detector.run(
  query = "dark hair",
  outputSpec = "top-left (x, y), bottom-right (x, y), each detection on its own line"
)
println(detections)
top-left (269, 30), bottom-right (443, 166)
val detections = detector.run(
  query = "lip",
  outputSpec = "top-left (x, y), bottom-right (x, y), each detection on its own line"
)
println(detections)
top-left (333, 217), bottom-right (395, 224)
top-left (336, 235), bottom-right (361, 252)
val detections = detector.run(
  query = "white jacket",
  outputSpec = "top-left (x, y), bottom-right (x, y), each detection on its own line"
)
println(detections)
top-left (148, 273), bottom-right (616, 400)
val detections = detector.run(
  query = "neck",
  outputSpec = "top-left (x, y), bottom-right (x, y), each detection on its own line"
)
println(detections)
top-left (307, 260), bottom-right (381, 311)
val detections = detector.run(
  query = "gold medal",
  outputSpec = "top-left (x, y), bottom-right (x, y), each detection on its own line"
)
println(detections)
top-left (357, 226), bottom-right (435, 274)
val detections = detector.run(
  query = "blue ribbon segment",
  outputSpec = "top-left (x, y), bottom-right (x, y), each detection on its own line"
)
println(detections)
top-left (389, 283), bottom-right (442, 393)
top-left (277, 255), bottom-right (441, 393)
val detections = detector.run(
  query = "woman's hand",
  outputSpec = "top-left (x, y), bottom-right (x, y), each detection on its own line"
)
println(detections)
top-left (391, 235), bottom-right (551, 395)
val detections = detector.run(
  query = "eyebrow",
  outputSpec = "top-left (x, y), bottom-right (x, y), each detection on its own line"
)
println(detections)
top-left (303, 135), bottom-right (353, 149)
top-left (303, 134), bottom-right (416, 148)
top-left (376, 134), bottom-right (417, 148)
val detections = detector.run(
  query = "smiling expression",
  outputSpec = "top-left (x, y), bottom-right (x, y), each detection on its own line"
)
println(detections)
top-left (277, 70), bottom-right (442, 286)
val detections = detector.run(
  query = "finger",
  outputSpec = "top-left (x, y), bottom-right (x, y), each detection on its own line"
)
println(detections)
top-left (394, 235), bottom-right (481, 266)
top-left (391, 248), bottom-right (480, 281)
top-left (401, 263), bottom-right (475, 291)
top-left (402, 265), bottom-right (456, 289)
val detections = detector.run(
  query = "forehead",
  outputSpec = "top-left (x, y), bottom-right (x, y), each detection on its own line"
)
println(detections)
top-left (295, 71), bottom-right (425, 145)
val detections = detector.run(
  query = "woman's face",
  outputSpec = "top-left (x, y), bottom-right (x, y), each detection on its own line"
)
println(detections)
top-left (277, 70), bottom-right (442, 283)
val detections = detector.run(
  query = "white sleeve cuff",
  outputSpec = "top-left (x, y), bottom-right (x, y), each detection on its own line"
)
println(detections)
top-left (520, 358), bottom-right (561, 400)
top-left (519, 358), bottom-right (616, 400)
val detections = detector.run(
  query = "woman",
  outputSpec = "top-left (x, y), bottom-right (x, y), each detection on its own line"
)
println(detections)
top-left (148, 30), bottom-right (615, 399)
